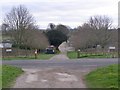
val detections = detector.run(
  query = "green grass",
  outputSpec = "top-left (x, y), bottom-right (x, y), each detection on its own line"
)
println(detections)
top-left (37, 53), bottom-right (56, 60)
top-left (2, 53), bottom-right (56, 60)
top-left (0, 66), bottom-right (2, 89)
top-left (85, 64), bottom-right (119, 88)
top-left (67, 51), bottom-right (118, 59)
top-left (2, 65), bottom-right (23, 88)
top-left (67, 51), bottom-right (78, 59)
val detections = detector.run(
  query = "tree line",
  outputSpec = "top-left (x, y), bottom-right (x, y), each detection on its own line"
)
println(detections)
top-left (69, 15), bottom-right (118, 51)
top-left (1, 5), bottom-right (118, 52)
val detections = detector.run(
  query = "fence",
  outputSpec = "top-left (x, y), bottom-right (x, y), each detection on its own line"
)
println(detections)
top-left (77, 51), bottom-right (118, 58)
top-left (2, 48), bottom-right (35, 58)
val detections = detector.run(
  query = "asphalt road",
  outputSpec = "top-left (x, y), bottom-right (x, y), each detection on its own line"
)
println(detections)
top-left (2, 58), bottom-right (118, 69)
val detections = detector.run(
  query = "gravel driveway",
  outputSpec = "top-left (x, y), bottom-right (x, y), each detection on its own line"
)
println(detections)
top-left (13, 67), bottom-right (93, 88)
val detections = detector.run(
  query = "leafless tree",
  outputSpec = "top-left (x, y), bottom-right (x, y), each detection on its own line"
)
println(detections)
top-left (86, 15), bottom-right (113, 48)
top-left (69, 15), bottom-right (113, 50)
top-left (4, 5), bottom-right (34, 48)
top-left (69, 29), bottom-right (95, 50)
top-left (4, 5), bottom-right (49, 57)
top-left (16, 27), bottom-right (49, 56)
top-left (88, 15), bottom-right (113, 48)
top-left (88, 15), bottom-right (112, 30)
top-left (22, 29), bottom-right (49, 50)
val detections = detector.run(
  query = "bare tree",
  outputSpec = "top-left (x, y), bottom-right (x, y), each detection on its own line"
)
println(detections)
top-left (88, 15), bottom-right (112, 30)
top-left (22, 29), bottom-right (49, 50)
top-left (69, 15), bottom-right (113, 50)
top-left (86, 15), bottom-right (113, 48)
top-left (69, 29), bottom-right (95, 50)
top-left (4, 5), bottom-right (50, 57)
top-left (4, 5), bottom-right (34, 48)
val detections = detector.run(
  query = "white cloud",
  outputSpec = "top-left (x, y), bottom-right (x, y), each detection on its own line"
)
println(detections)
top-left (118, 1), bottom-right (120, 28)
top-left (0, 0), bottom-right (119, 28)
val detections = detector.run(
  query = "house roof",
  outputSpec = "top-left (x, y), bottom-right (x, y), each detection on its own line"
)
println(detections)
top-left (109, 47), bottom-right (115, 49)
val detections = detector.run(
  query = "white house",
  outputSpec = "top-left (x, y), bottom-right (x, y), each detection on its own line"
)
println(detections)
top-left (108, 46), bottom-right (116, 52)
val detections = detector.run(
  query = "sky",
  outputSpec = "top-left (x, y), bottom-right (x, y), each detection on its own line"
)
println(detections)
top-left (0, 0), bottom-right (119, 29)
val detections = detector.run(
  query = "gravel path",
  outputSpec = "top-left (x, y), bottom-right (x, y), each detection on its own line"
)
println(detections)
top-left (49, 42), bottom-right (70, 61)
top-left (13, 67), bottom-right (92, 88)
top-left (49, 54), bottom-right (69, 61)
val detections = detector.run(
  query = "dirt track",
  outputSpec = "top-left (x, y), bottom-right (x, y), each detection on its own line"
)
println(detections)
top-left (13, 67), bottom-right (92, 88)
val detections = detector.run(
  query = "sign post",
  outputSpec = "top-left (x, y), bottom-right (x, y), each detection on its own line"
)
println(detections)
top-left (77, 49), bottom-right (80, 58)
top-left (35, 49), bottom-right (37, 59)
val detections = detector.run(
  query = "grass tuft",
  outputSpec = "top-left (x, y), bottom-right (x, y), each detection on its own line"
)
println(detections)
top-left (85, 64), bottom-right (119, 88)
top-left (2, 65), bottom-right (23, 88)
top-left (2, 53), bottom-right (55, 60)
top-left (67, 51), bottom-right (118, 59)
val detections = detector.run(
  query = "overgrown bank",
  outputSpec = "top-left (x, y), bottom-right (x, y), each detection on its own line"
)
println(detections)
top-left (2, 65), bottom-right (23, 88)
top-left (85, 64), bottom-right (118, 88)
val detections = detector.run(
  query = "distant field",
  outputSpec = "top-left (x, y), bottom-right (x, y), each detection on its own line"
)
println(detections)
top-left (0, 66), bottom-right (2, 89)
top-left (86, 64), bottom-right (118, 88)
top-left (67, 51), bottom-right (118, 59)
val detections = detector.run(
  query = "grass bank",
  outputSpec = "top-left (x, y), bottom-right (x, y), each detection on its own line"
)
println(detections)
top-left (67, 51), bottom-right (118, 59)
top-left (0, 66), bottom-right (1, 89)
top-left (85, 64), bottom-right (119, 88)
top-left (2, 65), bottom-right (23, 88)
top-left (2, 53), bottom-right (56, 60)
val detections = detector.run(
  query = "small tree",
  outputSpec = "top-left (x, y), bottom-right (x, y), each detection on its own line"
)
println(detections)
top-left (21, 29), bottom-right (49, 56)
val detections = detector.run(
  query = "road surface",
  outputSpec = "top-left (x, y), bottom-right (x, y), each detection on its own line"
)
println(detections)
top-left (2, 58), bottom-right (118, 69)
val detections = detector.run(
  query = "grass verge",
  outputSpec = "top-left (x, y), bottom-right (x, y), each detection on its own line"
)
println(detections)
top-left (0, 66), bottom-right (1, 89)
top-left (67, 51), bottom-right (118, 59)
top-left (2, 65), bottom-right (23, 88)
top-left (2, 53), bottom-right (56, 60)
top-left (85, 64), bottom-right (119, 88)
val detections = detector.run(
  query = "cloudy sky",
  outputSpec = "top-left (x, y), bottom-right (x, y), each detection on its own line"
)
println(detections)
top-left (0, 0), bottom-right (119, 29)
